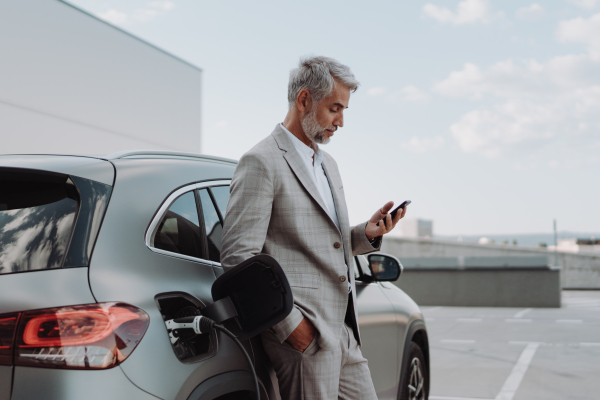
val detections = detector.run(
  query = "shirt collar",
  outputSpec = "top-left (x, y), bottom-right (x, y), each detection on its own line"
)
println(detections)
top-left (280, 123), bottom-right (322, 166)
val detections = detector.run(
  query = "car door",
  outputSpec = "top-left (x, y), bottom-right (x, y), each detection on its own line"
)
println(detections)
top-left (90, 177), bottom-right (260, 400)
top-left (353, 255), bottom-right (400, 400)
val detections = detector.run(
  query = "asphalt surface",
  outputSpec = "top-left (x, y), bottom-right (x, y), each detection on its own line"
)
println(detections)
top-left (422, 291), bottom-right (600, 400)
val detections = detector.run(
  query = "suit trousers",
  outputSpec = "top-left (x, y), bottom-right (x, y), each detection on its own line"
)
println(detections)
top-left (261, 324), bottom-right (378, 400)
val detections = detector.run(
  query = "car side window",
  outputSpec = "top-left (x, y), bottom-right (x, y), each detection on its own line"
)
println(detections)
top-left (209, 186), bottom-right (230, 219)
top-left (198, 189), bottom-right (223, 263)
top-left (354, 255), bottom-right (373, 282)
top-left (352, 257), bottom-right (361, 280)
top-left (153, 191), bottom-right (203, 259)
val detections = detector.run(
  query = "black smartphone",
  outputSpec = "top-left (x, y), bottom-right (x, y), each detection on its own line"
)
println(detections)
top-left (376, 200), bottom-right (411, 226)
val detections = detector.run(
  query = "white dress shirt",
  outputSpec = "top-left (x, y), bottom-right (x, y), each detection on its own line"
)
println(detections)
top-left (280, 124), bottom-right (351, 292)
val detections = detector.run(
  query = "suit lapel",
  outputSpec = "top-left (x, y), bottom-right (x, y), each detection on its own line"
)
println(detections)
top-left (271, 125), bottom-right (333, 227)
top-left (322, 157), bottom-right (358, 289)
top-left (321, 156), bottom-right (351, 256)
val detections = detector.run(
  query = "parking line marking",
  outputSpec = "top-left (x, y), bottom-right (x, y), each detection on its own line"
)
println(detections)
top-left (494, 342), bottom-right (540, 400)
top-left (505, 318), bottom-right (532, 323)
top-left (431, 397), bottom-right (492, 400)
top-left (509, 341), bottom-right (546, 346)
top-left (556, 319), bottom-right (583, 323)
top-left (424, 306), bottom-right (442, 313)
top-left (580, 342), bottom-right (600, 347)
top-left (457, 318), bottom-right (482, 322)
top-left (512, 308), bottom-right (532, 318)
top-left (440, 339), bottom-right (476, 344)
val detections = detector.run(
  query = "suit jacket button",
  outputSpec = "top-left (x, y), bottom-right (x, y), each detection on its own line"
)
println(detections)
top-left (334, 242), bottom-right (341, 249)
top-left (340, 276), bottom-right (346, 282)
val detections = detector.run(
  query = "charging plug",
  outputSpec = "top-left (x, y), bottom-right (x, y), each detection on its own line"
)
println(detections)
top-left (165, 315), bottom-right (211, 344)
top-left (163, 315), bottom-right (259, 400)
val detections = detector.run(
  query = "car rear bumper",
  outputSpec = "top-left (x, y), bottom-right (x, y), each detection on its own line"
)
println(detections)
top-left (0, 366), bottom-right (11, 400)
top-left (11, 366), bottom-right (160, 400)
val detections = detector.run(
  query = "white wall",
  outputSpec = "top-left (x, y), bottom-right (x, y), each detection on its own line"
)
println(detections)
top-left (0, 0), bottom-right (202, 155)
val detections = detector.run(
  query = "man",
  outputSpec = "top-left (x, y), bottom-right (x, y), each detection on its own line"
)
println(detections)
top-left (220, 56), bottom-right (407, 400)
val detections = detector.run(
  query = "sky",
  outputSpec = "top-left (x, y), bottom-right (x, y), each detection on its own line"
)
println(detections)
top-left (66, 0), bottom-right (600, 236)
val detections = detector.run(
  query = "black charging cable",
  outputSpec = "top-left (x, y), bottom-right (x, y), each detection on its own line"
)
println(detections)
top-left (166, 316), bottom-right (260, 400)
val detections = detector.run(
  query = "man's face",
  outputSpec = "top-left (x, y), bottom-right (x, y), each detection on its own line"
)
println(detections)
top-left (301, 81), bottom-right (351, 145)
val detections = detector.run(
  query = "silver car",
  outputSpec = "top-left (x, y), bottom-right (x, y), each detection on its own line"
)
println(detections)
top-left (0, 151), bottom-right (429, 400)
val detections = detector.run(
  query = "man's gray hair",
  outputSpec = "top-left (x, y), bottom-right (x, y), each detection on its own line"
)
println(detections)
top-left (288, 56), bottom-right (360, 109)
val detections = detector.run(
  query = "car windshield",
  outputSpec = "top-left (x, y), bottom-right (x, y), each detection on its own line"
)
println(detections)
top-left (0, 172), bottom-right (79, 274)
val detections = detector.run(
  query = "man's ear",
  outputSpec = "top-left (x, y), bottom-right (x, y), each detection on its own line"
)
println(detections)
top-left (296, 89), bottom-right (312, 113)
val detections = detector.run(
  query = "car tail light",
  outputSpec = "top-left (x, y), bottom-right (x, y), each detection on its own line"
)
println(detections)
top-left (0, 303), bottom-right (149, 369)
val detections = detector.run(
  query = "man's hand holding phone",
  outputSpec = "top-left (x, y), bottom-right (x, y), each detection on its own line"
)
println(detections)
top-left (365, 200), bottom-right (410, 240)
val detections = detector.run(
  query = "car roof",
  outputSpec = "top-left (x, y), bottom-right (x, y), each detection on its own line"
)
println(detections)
top-left (105, 150), bottom-right (237, 165)
top-left (0, 151), bottom-right (238, 186)
top-left (0, 154), bottom-right (115, 186)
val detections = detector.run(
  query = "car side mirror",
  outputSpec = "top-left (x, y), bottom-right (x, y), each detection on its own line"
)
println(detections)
top-left (367, 253), bottom-right (402, 282)
top-left (202, 254), bottom-right (294, 341)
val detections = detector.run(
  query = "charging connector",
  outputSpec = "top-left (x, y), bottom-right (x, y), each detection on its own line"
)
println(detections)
top-left (165, 315), bottom-right (260, 400)
top-left (165, 315), bottom-right (206, 344)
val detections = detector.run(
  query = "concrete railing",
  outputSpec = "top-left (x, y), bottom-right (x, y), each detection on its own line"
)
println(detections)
top-left (388, 254), bottom-right (561, 307)
top-left (382, 237), bottom-right (600, 289)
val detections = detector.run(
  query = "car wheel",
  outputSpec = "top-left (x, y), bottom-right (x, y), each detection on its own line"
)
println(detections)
top-left (399, 342), bottom-right (428, 400)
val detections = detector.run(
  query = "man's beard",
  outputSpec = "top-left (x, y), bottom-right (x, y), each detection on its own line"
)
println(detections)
top-left (301, 109), bottom-right (336, 145)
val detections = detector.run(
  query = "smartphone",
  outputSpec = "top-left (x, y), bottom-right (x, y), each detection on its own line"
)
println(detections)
top-left (376, 200), bottom-right (411, 226)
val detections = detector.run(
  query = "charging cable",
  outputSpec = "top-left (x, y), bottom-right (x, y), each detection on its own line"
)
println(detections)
top-left (165, 315), bottom-right (260, 400)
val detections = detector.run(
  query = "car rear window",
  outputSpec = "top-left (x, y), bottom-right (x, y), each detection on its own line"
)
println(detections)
top-left (0, 171), bottom-right (78, 274)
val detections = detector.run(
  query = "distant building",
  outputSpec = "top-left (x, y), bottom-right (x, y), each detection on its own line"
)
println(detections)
top-left (1, 0), bottom-right (202, 156)
top-left (550, 238), bottom-right (600, 254)
top-left (398, 218), bottom-right (433, 238)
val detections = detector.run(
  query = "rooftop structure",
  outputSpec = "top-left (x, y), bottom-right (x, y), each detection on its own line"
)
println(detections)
top-left (398, 218), bottom-right (433, 238)
top-left (550, 238), bottom-right (600, 254)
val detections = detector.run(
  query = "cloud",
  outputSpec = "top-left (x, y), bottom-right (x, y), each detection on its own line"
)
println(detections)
top-left (450, 99), bottom-right (560, 158)
top-left (450, 87), bottom-right (600, 159)
top-left (401, 136), bottom-right (445, 153)
top-left (445, 80), bottom-right (600, 158)
top-left (557, 13), bottom-right (600, 60)
top-left (97, 9), bottom-right (128, 25)
top-left (367, 85), bottom-right (430, 103)
top-left (516, 4), bottom-right (544, 20)
top-left (147, 1), bottom-right (175, 11)
top-left (387, 85), bottom-right (430, 103)
top-left (367, 87), bottom-right (387, 97)
top-left (398, 85), bottom-right (430, 102)
top-left (434, 30), bottom-right (600, 159)
top-left (96, 1), bottom-right (175, 25)
top-left (432, 60), bottom-right (547, 100)
top-left (423, 0), bottom-right (492, 25)
top-left (131, 9), bottom-right (160, 22)
top-left (433, 55), bottom-right (599, 100)
top-left (568, 0), bottom-right (597, 9)
top-left (427, 10), bottom-right (600, 163)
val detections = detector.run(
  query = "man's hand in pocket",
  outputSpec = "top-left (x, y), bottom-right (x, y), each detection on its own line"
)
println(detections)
top-left (286, 318), bottom-right (315, 352)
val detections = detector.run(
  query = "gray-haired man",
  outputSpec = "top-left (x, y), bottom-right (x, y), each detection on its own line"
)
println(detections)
top-left (220, 56), bottom-right (407, 400)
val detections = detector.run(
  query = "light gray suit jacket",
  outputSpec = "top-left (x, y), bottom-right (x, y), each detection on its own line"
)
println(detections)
top-left (220, 124), bottom-right (381, 351)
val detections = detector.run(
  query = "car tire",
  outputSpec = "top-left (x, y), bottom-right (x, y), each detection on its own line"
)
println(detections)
top-left (398, 342), bottom-right (428, 400)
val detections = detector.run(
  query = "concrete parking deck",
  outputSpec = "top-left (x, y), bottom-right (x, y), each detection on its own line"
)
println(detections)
top-left (424, 290), bottom-right (600, 400)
